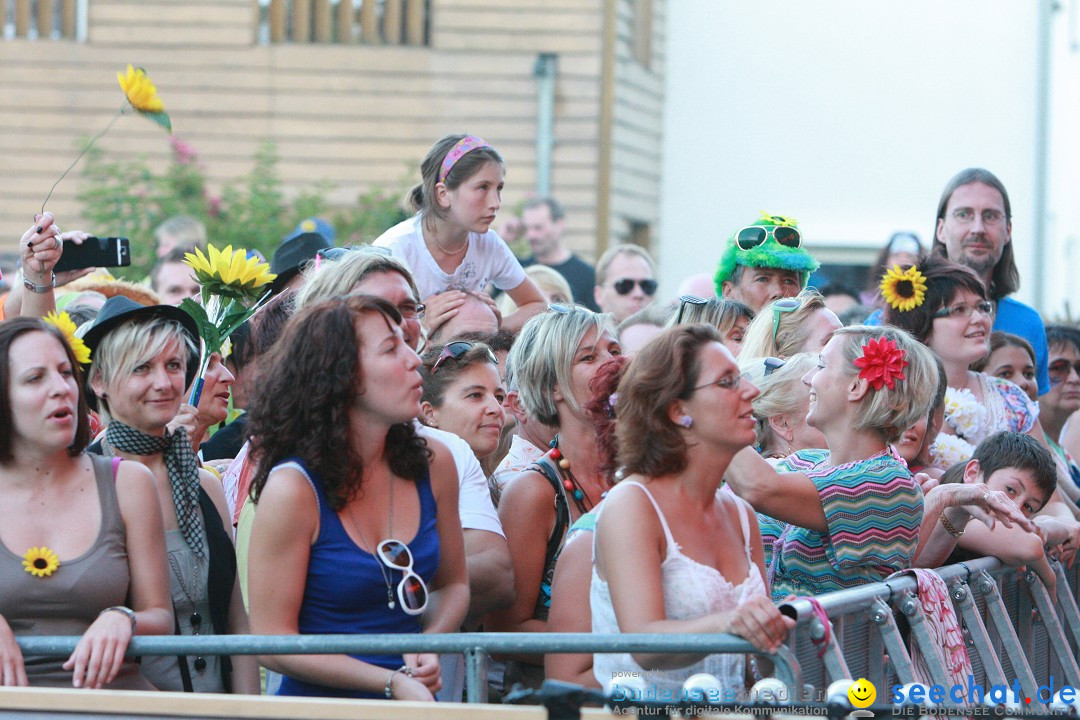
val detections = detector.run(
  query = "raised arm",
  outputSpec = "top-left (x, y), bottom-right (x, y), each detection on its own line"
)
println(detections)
top-left (724, 447), bottom-right (827, 532)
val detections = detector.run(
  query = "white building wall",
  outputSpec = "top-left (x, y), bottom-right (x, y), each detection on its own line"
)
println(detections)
top-left (658, 0), bottom-right (1066, 314)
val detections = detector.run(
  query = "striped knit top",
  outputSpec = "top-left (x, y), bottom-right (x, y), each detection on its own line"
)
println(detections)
top-left (764, 448), bottom-right (922, 600)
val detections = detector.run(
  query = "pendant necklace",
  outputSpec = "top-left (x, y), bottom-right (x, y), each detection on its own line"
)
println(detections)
top-left (349, 474), bottom-right (397, 610)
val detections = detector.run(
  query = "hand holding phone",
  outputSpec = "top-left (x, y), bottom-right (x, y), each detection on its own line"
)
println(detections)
top-left (54, 236), bottom-right (131, 273)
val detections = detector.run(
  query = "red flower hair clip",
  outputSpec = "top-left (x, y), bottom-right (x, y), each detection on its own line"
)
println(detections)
top-left (853, 337), bottom-right (908, 391)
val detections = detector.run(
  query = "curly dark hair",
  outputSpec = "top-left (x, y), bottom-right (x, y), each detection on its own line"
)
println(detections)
top-left (615, 324), bottom-right (721, 477)
top-left (583, 355), bottom-right (627, 485)
top-left (882, 253), bottom-right (986, 344)
top-left (247, 295), bottom-right (430, 511)
top-left (0, 317), bottom-right (90, 462)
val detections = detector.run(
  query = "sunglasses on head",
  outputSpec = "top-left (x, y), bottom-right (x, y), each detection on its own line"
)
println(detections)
top-left (735, 225), bottom-right (802, 251)
top-left (612, 278), bottom-right (658, 296)
top-left (431, 341), bottom-right (498, 374)
top-left (770, 297), bottom-right (801, 342)
top-left (376, 539), bottom-right (428, 616)
top-left (675, 295), bottom-right (708, 324)
top-left (1049, 358), bottom-right (1080, 385)
top-left (763, 357), bottom-right (786, 377)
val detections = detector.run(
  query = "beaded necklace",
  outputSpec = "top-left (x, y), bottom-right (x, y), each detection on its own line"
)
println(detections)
top-left (548, 435), bottom-right (603, 514)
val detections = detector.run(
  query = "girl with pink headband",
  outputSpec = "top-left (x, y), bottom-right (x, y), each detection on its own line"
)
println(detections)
top-left (375, 134), bottom-right (545, 334)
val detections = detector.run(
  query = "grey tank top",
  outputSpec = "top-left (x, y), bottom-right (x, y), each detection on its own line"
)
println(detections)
top-left (0, 454), bottom-right (153, 689)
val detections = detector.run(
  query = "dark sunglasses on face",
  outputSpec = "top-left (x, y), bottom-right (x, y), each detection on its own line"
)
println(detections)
top-left (612, 278), bottom-right (658, 296)
top-left (675, 295), bottom-right (708, 324)
top-left (431, 341), bottom-right (499, 374)
top-left (735, 224), bottom-right (802, 251)
top-left (1049, 359), bottom-right (1080, 385)
top-left (377, 539), bottom-right (429, 615)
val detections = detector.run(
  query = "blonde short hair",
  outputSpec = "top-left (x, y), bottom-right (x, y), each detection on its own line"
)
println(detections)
top-left (740, 352), bottom-right (817, 454)
top-left (831, 325), bottom-right (938, 444)
top-left (595, 244), bottom-right (655, 286)
top-left (87, 317), bottom-right (198, 425)
top-left (498, 264), bottom-right (573, 316)
top-left (295, 250), bottom-right (420, 309)
top-left (741, 289), bottom-right (828, 360)
top-left (509, 306), bottom-right (615, 427)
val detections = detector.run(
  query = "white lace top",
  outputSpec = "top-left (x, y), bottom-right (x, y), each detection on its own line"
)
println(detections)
top-left (591, 482), bottom-right (766, 693)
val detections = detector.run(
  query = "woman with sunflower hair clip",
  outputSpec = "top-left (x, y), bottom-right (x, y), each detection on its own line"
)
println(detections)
top-left (0, 314), bottom-right (172, 688)
top-left (884, 254), bottom-right (1080, 561)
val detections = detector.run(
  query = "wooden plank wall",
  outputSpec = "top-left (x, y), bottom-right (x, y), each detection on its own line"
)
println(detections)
top-left (608, 0), bottom-right (665, 253)
top-left (0, 0), bottom-right (664, 264)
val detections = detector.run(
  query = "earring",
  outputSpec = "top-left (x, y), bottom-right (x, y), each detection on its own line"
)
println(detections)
top-left (677, 415), bottom-right (693, 428)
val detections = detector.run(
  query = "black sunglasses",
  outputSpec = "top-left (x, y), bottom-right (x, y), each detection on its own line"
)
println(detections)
top-left (735, 225), bottom-right (802, 251)
top-left (675, 295), bottom-right (708, 324)
top-left (612, 278), bottom-right (658, 296)
top-left (431, 341), bottom-right (498, 374)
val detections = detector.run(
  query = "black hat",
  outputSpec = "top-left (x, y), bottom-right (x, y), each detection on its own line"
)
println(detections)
top-left (270, 231), bottom-right (332, 293)
top-left (82, 296), bottom-right (201, 411)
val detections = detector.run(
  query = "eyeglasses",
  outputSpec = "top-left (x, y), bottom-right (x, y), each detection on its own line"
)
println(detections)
top-left (189, 611), bottom-right (207, 672)
top-left (932, 300), bottom-right (994, 321)
top-left (397, 301), bottom-right (425, 320)
top-left (376, 539), bottom-right (428, 616)
top-left (612, 278), bottom-right (658, 296)
top-left (431, 341), bottom-right (498, 374)
top-left (675, 295), bottom-right (708, 324)
top-left (691, 372), bottom-right (746, 393)
top-left (770, 297), bottom-right (801, 342)
top-left (1049, 359), bottom-right (1080, 385)
top-left (763, 357), bottom-right (786, 377)
top-left (950, 208), bottom-right (1006, 226)
top-left (735, 224), bottom-right (802, 251)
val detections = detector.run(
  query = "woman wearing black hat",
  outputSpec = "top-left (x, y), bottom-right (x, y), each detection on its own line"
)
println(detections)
top-left (0, 316), bottom-right (172, 689)
top-left (84, 296), bottom-right (259, 694)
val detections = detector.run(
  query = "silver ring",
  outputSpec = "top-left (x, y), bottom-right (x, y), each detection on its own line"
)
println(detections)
top-left (53, 236), bottom-right (60, 250)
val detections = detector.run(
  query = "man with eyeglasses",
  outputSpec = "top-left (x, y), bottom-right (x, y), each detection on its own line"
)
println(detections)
top-left (593, 244), bottom-right (658, 322)
top-left (931, 168), bottom-right (1051, 395)
top-left (714, 212), bottom-right (820, 313)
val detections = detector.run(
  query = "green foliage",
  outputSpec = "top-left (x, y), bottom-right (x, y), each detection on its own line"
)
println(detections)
top-left (78, 137), bottom-right (409, 279)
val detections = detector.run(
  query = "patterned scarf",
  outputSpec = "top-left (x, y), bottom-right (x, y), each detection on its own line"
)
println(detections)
top-left (106, 421), bottom-right (205, 558)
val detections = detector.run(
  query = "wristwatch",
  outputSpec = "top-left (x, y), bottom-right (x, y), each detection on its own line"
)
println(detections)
top-left (23, 272), bottom-right (56, 294)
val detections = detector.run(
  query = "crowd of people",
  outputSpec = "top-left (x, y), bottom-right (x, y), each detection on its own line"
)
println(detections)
top-left (1, 137), bottom-right (1078, 702)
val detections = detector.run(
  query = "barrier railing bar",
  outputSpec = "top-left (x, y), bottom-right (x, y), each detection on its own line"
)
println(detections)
top-left (1025, 569), bottom-right (1080, 687)
top-left (896, 590), bottom-right (962, 708)
top-left (1052, 561), bottom-right (1080, 652)
top-left (973, 570), bottom-right (1040, 700)
top-left (464, 647), bottom-right (489, 704)
top-left (869, 597), bottom-right (917, 685)
top-left (951, 578), bottom-right (1009, 688)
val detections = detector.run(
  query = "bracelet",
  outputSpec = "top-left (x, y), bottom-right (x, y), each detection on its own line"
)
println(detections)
top-left (940, 511), bottom-right (965, 539)
top-left (23, 272), bottom-right (56, 294)
top-left (100, 605), bottom-right (137, 634)
top-left (384, 665), bottom-right (412, 699)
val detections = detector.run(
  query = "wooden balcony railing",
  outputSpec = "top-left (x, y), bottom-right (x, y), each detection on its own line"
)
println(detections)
top-left (4, 0), bottom-right (79, 40)
top-left (261, 0), bottom-right (428, 45)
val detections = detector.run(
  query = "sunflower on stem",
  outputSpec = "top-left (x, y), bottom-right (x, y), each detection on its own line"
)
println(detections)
top-left (880, 264), bottom-right (927, 312)
top-left (180, 245), bottom-right (275, 404)
top-left (40, 65), bottom-right (171, 213)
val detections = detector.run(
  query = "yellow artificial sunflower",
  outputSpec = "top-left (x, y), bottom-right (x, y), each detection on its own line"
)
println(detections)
top-left (23, 547), bottom-right (60, 578)
top-left (117, 64), bottom-right (164, 113)
top-left (880, 264), bottom-right (928, 312)
top-left (758, 210), bottom-right (799, 227)
top-left (43, 311), bottom-right (91, 365)
top-left (184, 244), bottom-right (275, 301)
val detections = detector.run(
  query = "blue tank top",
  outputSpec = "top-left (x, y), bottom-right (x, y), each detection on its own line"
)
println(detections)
top-left (275, 459), bottom-right (440, 699)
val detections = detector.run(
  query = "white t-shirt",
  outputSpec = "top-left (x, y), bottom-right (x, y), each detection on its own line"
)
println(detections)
top-left (374, 215), bottom-right (526, 299)
top-left (415, 422), bottom-right (504, 537)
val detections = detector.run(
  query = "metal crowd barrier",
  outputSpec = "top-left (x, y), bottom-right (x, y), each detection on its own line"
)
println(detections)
top-left (13, 555), bottom-right (1079, 708)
